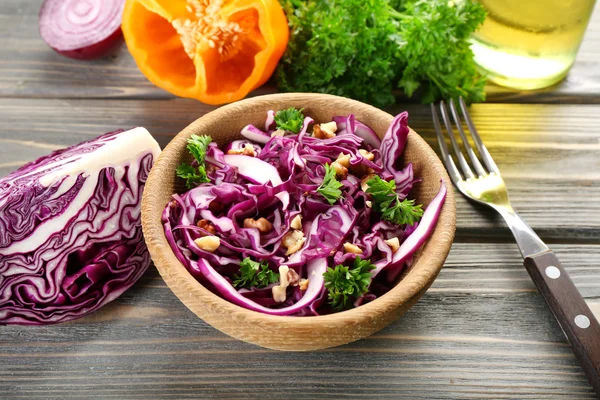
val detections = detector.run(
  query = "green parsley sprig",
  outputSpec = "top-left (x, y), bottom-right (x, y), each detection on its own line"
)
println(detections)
top-left (274, 107), bottom-right (305, 134)
top-left (323, 257), bottom-right (376, 311)
top-left (233, 258), bottom-right (279, 289)
top-left (277, 0), bottom-right (487, 107)
top-left (176, 134), bottom-right (212, 189)
top-left (366, 175), bottom-right (423, 226)
top-left (317, 164), bottom-right (343, 205)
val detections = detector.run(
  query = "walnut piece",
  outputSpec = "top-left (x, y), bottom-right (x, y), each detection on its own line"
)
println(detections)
top-left (272, 266), bottom-right (290, 303)
top-left (243, 217), bottom-right (273, 233)
top-left (209, 201), bottom-right (224, 214)
top-left (194, 236), bottom-right (220, 252)
top-left (331, 161), bottom-right (348, 179)
top-left (299, 279), bottom-right (309, 291)
top-left (359, 149), bottom-right (375, 161)
top-left (361, 174), bottom-right (377, 192)
top-left (385, 237), bottom-right (400, 253)
top-left (313, 121), bottom-right (337, 139)
top-left (226, 143), bottom-right (256, 157)
top-left (312, 124), bottom-right (325, 139)
top-left (290, 214), bottom-right (303, 230)
top-left (320, 121), bottom-right (337, 136)
top-left (271, 129), bottom-right (286, 137)
top-left (336, 153), bottom-right (351, 168)
top-left (287, 268), bottom-right (300, 287)
top-left (282, 230), bottom-right (306, 255)
top-left (196, 219), bottom-right (217, 235)
top-left (343, 242), bottom-right (363, 254)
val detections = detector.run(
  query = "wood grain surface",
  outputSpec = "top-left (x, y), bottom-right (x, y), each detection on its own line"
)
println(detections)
top-left (1, 99), bottom-right (600, 399)
top-left (0, 1), bottom-right (598, 103)
top-left (1, 243), bottom-right (599, 399)
top-left (2, 0), bottom-right (600, 398)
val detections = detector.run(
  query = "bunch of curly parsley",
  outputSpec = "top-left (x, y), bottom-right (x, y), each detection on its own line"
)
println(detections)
top-left (277, 0), bottom-right (487, 107)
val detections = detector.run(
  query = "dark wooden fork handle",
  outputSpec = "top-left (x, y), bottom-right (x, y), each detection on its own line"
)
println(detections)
top-left (524, 251), bottom-right (600, 394)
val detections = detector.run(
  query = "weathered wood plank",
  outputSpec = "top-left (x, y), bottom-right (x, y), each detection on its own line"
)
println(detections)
top-left (1, 243), bottom-right (599, 399)
top-left (1, 99), bottom-right (598, 241)
top-left (0, 1), bottom-right (598, 103)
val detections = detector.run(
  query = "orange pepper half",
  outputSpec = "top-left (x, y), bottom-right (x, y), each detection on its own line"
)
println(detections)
top-left (122, 0), bottom-right (289, 105)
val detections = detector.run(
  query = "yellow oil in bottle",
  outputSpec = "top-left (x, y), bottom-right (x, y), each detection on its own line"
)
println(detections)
top-left (471, 0), bottom-right (596, 90)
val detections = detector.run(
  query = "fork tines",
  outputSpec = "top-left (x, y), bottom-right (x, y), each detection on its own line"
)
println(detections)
top-left (431, 97), bottom-right (500, 184)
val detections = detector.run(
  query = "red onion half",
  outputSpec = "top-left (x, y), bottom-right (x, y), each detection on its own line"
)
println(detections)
top-left (39, 0), bottom-right (124, 60)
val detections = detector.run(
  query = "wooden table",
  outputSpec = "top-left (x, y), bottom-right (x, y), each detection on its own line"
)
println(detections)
top-left (1, 2), bottom-right (600, 399)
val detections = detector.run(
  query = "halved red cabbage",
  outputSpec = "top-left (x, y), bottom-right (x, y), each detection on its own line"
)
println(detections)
top-left (0, 128), bottom-right (160, 325)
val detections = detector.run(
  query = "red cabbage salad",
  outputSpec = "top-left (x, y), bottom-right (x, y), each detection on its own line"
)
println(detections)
top-left (163, 108), bottom-right (446, 316)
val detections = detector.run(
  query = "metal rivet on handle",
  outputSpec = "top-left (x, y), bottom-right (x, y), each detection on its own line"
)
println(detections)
top-left (575, 315), bottom-right (591, 329)
top-left (545, 266), bottom-right (561, 279)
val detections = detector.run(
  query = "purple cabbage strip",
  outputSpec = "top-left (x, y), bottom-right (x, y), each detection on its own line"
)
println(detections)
top-left (333, 114), bottom-right (381, 148)
top-left (372, 181), bottom-right (448, 279)
top-left (240, 124), bottom-right (271, 144)
top-left (265, 110), bottom-right (276, 131)
top-left (379, 112), bottom-right (415, 197)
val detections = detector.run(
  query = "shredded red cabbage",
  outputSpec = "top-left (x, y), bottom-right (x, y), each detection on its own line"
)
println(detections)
top-left (163, 111), bottom-right (446, 316)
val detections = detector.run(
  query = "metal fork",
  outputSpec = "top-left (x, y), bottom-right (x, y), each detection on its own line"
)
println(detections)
top-left (432, 98), bottom-right (600, 395)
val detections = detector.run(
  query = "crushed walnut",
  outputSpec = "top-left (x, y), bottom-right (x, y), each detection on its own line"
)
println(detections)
top-left (282, 230), bottom-right (306, 255)
top-left (299, 278), bottom-right (309, 291)
top-left (287, 268), bottom-right (300, 287)
top-left (208, 200), bottom-right (224, 214)
top-left (384, 237), bottom-right (400, 253)
top-left (226, 143), bottom-right (256, 157)
top-left (336, 153), bottom-right (351, 168)
top-left (359, 149), bottom-right (375, 161)
top-left (243, 217), bottom-right (273, 233)
top-left (194, 236), bottom-right (220, 252)
top-left (321, 122), bottom-right (337, 136)
top-left (361, 174), bottom-right (376, 192)
top-left (290, 214), bottom-right (303, 230)
top-left (330, 161), bottom-right (348, 179)
top-left (271, 129), bottom-right (286, 137)
top-left (196, 219), bottom-right (217, 235)
top-left (343, 242), bottom-right (363, 254)
top-left (272, 265), bottom-right (290, 303)
top-left (313, 121), bottom-right (337, 139)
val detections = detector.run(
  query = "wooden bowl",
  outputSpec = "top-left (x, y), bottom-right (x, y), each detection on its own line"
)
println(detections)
top-left (141, 93), bottom-right (456, 351)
